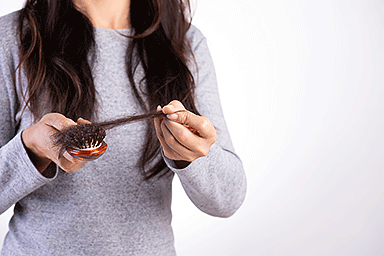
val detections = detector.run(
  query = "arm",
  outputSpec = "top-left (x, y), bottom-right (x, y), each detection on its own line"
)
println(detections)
top-left (155, 31), bottom-right (247, 217)
top-left (0, 39), bottom-right (55, 214)
top-left (0, 36), bottom-right (87, 214)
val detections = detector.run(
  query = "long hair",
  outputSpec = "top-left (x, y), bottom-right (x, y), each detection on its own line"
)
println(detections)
top-left (18, 0), bottom-right (199, 179)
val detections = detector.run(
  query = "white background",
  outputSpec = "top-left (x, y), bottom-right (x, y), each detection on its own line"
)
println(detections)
top-left (1, 0), bottom-right (384, 255)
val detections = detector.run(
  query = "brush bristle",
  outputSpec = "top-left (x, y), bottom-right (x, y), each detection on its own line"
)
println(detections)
top-left (52, 124), bottom-right (106, 159)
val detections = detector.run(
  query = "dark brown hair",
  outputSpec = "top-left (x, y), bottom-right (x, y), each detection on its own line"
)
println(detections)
top-left (18, 0), bottom-right (199, 179)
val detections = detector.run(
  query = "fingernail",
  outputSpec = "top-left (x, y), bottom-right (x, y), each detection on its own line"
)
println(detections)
top-left (167, 113), bottom-right (178, 120)
top-left (157, 105), bottom-right (162, 111)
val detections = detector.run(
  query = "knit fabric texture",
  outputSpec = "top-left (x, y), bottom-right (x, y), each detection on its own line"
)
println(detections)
top-left (0, 11), bottom-right (246, 256)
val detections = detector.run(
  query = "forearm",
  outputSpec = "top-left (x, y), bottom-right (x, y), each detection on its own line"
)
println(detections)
top-left (165, 143), bottom-right (247, 217)
top-left (0, 133), bottom-right (56, 214)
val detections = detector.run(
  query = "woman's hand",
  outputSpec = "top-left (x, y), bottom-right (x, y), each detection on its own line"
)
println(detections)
top-left (154, 100), bottom-right (218, 166)
top-left (22, 113), bottom-right (89, 174)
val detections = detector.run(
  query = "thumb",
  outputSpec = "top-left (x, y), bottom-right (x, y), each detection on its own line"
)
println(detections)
top-left (77, 117), bottom-right (92, 125)
top-left (42, 113), bottom-right (76, 131)
top-left (166, 111), bottom-right (212, 138)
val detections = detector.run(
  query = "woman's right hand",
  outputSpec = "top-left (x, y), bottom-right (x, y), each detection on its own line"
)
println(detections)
top-left (21, 113), bottom-right (88, 174)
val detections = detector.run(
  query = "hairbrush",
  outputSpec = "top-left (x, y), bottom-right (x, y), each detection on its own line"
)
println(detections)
top-left (51, 110), bottom-right (186, 161)
top-left (52, 123), bottom-right (107, 161)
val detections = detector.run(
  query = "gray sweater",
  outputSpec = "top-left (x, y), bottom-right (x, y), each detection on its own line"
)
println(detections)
top-left (0, 11), bottom-right (246, 256)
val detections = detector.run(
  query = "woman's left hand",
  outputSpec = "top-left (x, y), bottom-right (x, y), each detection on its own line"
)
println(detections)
top-left (154, 100), bottom-right (218, 165)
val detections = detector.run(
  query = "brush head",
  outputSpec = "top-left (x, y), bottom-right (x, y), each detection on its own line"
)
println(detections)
top-left (52, 123), bottom-right (107, 161)
top-left (50, 110), bottom-right (179, 161)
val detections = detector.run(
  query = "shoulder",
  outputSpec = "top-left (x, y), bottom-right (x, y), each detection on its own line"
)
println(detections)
top-left (186, 24), bottom-right (207, 50)
top-left (0, 11), bottom-right (20, 48)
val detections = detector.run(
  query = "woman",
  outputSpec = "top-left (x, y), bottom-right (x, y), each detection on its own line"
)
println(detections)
top-left (0, 0), bottom-right (246, 255)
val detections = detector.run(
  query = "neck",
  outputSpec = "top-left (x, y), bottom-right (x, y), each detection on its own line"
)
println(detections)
top-left (73, 0), bottom-right (131, 29)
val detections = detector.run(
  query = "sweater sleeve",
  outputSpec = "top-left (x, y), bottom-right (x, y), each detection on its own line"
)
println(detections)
top-left (0, 32), bottom-right (57, 215)
top-left (163, 28), bottom-right (247, 217)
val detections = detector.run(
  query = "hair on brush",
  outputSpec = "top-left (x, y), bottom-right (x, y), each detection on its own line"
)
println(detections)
top-left (51, 110), bottom-right (185, 160)
top-left (52, 123), bottom-right (107, 160)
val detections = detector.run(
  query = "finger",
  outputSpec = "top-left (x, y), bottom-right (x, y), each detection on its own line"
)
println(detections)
top-left (154, 116), bottom-right (181, 160)
top-left (46, 148), bottom-right (86, 173)
top-left (62, 151), bottom-right (78, 164)
top-left (77, 117), bottom-right (91, 125)
top-left (160, 119), bottom-right (194, 159)
top-left (154, 114), bottom-right (164, 140)
top-left (162, 118), bottom-right (199, 151)
top-left (58, 150), bottom-right (88, 172)
top-left (166, 111), bottom-right (215, 139)
top-left (57, 158), bottom-right (86, 173)
top-left (158, 133), bottom-right (183, 161)
top-left (43, 113), bottom-right (76, 131)
top-left (154, 111), bottom-right (180, 159)
top-left (154, 105), bottom-right (165, 138)
top-left (163, 118), bottom-right (214, 158)
top-left (162, 100), bottom-right (185, 114)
